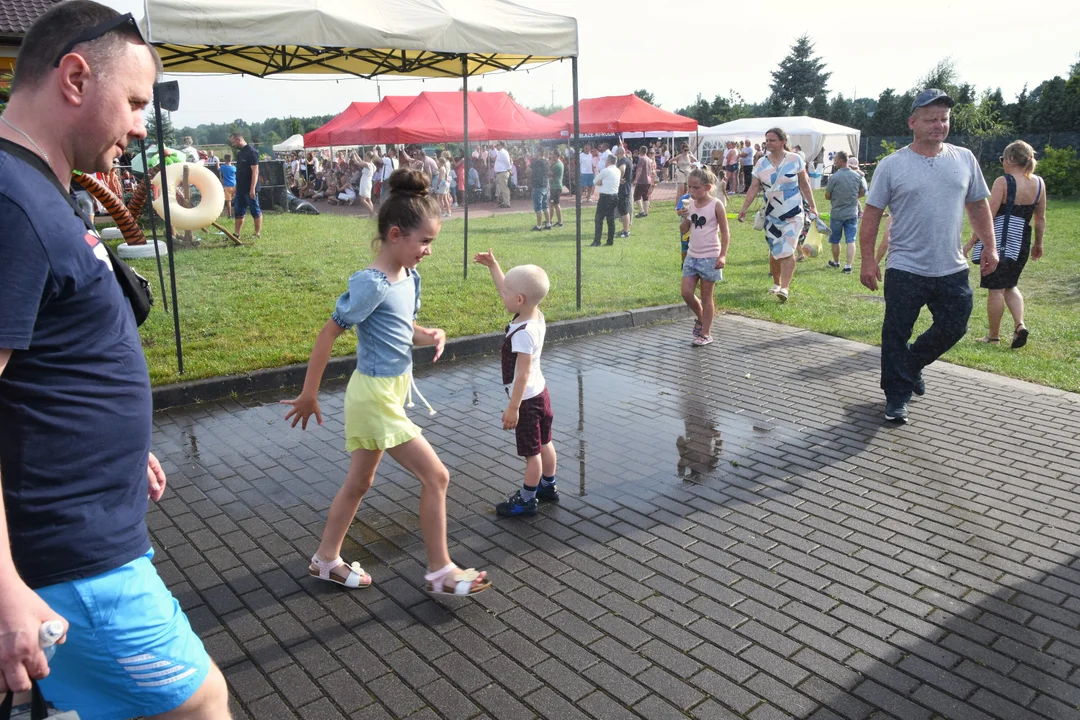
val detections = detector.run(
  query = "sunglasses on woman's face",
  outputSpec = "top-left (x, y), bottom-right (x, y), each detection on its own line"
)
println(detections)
top-left (53, 13), bottom-right (145, 67)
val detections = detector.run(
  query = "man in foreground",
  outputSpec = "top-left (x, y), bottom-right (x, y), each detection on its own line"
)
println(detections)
top-left (859, 89), bottom-right (998, 423)
top-left (0, 1), bottom-right (230, 716)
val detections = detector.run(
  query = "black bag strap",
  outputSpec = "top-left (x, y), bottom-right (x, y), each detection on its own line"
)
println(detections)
top-left (0, 138), bottom-right (153, 325)
top-left (1, 680), bottom-right (50, 720)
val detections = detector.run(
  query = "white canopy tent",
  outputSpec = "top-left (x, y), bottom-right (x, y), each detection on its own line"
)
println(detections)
top-left (136, 0), bottom-right (583, 373)
top-left (272, 134), bottom-right (304, 152)
top-left (696, 116), bottom-right (861, 173)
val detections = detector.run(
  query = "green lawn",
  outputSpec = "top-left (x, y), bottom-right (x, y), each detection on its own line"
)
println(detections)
top-left (125, 191), bottom-right (1080, 392)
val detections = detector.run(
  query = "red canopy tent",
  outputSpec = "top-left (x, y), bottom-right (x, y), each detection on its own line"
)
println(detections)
top-left (548, 94), bottom-right (697, 134)
top-left (302, 101), bottom-right (378, 147)
top-left (343, 91), bottom-right (566, 144)
top-left (327, 95), bottom-right (416, 146)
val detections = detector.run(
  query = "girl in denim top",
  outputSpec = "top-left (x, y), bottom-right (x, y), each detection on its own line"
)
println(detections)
top-left (282, 169), bottom-right (491, 597)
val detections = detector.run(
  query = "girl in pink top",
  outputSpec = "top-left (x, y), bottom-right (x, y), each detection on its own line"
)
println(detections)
top-left (678, 167), bottom-right (730, 347)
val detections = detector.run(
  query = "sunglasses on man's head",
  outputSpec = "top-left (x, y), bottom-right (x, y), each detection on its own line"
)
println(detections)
top-left (53, 12), bottom-right (145, 67)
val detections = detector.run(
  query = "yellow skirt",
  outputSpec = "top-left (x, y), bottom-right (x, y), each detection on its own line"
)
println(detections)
top-left (344, 371), bottom-right (422, 452)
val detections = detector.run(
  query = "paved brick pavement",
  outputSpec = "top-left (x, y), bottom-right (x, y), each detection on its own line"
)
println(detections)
top-left (150, 314), bottom-right (1080, 719)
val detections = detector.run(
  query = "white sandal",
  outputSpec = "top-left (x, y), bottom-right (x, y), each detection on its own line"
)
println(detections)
top-left (309, 554), bottom-right (371, 588)
top-left (424, 563), bottom-right (492, 597)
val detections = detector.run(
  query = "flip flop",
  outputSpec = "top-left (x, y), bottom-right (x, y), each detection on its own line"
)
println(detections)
top-left (975, 336), bottom-right (1000, 344)
top-left (1011, 326), bottom-right (1029, 349)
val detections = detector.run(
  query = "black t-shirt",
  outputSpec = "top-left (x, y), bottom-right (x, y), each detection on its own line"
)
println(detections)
top-left (235, 143), bottom-right (260, 192)
top-left (0, 142), bottom-right (153, 588)
top-left (530, 157), bottom-right (549, 188)
top-left (617, 157), bottom-right (633, 195)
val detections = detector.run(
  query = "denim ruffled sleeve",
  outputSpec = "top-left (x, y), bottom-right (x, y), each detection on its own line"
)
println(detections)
top-left (331, 269), bottom-right (389, 330)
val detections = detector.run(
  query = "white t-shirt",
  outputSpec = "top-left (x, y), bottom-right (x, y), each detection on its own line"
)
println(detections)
top-left (595, 164), bottom-right (620, 195)
top-left (598, 150), bottom-right (612, 170)
top-left (507, 313), bottom-right (546, 400)
top-left (493, 148), bottom-right (512, 173)
top-left (579, 151), bottom-right (594, 175)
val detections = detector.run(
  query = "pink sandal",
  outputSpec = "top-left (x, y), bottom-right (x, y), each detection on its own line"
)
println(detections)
top-left (424, 563), bottom-right (492, 597)
top-left (309, 554), bottom-right (371, 589)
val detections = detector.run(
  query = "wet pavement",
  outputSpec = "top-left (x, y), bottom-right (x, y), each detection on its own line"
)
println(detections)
top-left (149, 314), bottom-right (1080, 719)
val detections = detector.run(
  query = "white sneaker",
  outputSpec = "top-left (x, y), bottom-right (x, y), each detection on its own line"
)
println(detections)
top-left (768, 284), bottom-right (781, 294)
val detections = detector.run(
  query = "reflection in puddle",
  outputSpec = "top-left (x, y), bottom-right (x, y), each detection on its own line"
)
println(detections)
top-left (676, 428), bottom-right (723, 480)
top-left (185, 430), bottom-right (200, 460)
top-left (577, 371), bottom-right (586, 497)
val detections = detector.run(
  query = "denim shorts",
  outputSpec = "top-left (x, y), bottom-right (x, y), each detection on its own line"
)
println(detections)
top-left (682, 255), bottom-right (723, 283)
top-left (580, 173), bottom-right (594, 187)
top-left (232, 189), bottom-right (262, 218)
top-left (830, 216), bottom-right (858, 244)
top-left (35, 549), bottom-right (211, 720)
top-left (532, 187), bottom-right (549, 213)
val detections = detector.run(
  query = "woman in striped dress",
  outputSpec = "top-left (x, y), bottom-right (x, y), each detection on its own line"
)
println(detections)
top-left (964, 141), bottom-right (1046, 348)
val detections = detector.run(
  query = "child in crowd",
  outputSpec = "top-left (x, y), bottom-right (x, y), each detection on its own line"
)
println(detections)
top-left (675, 190), bottom-right (691, 263)
top-left (282, 169), bottom-right (491, 597)
top-left (220, 154), bottom-right (236, 219)
top-left (678, 167), bottom-right (730, 347)
top-left (473, 249), bottom-right (558, 517)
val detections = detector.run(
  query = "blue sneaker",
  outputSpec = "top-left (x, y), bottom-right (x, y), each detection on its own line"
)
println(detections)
top-left (536, 481), bottom-right (560, 503)
top-left (885, 396), bottom-right (909, 423)
top-left (496, 490), bottom-right (537, 517)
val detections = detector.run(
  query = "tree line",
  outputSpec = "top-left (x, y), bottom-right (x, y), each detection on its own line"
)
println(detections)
top-left (669, 35), bottom-right (1080, 138)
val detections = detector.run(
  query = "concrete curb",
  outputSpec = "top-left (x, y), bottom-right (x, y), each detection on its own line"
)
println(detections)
top-left (151, 303), bottom-right (693, 410)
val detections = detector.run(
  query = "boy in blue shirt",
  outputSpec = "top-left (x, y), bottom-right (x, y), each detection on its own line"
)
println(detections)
top-left (219, 153), bottom-right (236, 219)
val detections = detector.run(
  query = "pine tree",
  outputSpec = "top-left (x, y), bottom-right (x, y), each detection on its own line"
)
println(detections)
top-left (147, 109), bottom-right (176, 147)
top-left (809, 93), bottom-right (829, 119)
top-left (768, 34), bottom-right (830, 115)
top-left (828, 93), bottom-right (852, 126)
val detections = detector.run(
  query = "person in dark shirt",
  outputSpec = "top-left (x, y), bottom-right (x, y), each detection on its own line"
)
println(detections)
top-left (230, 131), bottom-right (262, 240)
top-left (529, 147), bottom-right (550, 231)
top-left (0, 1), bottom-right (229, 716)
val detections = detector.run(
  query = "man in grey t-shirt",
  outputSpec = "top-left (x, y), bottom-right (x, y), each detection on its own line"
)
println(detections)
top-left (824, 151), bottom-right (865, 272)
top-left (858, 89), bottom-right (997, 423)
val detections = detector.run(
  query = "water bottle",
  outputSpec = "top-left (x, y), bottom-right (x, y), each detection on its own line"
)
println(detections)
top-left (39, 620), bottom-right (64, 661)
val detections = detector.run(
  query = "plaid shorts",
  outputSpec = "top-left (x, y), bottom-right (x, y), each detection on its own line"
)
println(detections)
top-left (515, 387), bottom-right (553, 457)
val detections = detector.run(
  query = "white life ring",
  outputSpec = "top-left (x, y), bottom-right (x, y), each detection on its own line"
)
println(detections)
top-left (152, 162), bottom-right (225, 231)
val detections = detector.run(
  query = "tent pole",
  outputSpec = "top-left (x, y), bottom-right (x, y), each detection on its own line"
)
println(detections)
top-left (572, 56), bottom-right (581, 311)
top-left (153, 86), bottom-right (184, 374)
top-left (461, 56), bottom-right (469, 281)
top-left (138, 141), bottom-right (168, 313)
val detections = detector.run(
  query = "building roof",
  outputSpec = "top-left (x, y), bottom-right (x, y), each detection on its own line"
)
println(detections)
top-left (0, 0), bottom-right (60, 41)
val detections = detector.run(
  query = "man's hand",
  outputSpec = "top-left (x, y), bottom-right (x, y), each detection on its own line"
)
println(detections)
top-left (0, 582), bottom-right (67, 694)
top-left (1031, 242), bottom-right (1043, 261)
top-left (249, 188), bottom-right (257, 200)
top-left (147, 452), bottom-right (166, 502)
top-left (860, 258), bottom-right (882, 291)
top-left (280, 393), bottom-right (322, 430)
top-left (502, 406), bottom-right (519, 430)
top-left (980, 246), bottom-right (1000, 276)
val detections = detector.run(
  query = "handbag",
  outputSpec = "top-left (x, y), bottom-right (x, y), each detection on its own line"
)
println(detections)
top-left (752, 207), bottom-right (767, 231)
top-left (972, 174), bottom-right (1018, 266)
top-left (0, 140), bottom-right (153, 325)
top-left (1, 681), bottom-right (80, 719)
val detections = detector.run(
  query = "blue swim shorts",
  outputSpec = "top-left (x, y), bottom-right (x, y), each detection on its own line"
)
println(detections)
top-left (682, 255), bottom-right (723, 283)
top-left (35, 549), bottom-right (211, 720)
top-left (580, 172), bottom-right (594, 187)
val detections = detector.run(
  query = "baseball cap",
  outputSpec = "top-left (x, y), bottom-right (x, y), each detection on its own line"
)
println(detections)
top-left (911, 88), bottom-right (955, 112)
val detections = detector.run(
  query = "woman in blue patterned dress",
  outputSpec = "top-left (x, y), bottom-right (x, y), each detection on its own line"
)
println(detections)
top-left (737, 127), bottom-right (818, 302)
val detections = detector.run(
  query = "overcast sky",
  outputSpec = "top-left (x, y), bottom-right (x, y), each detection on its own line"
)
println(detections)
top-left (102, 0), bottom-right (1078, 128)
